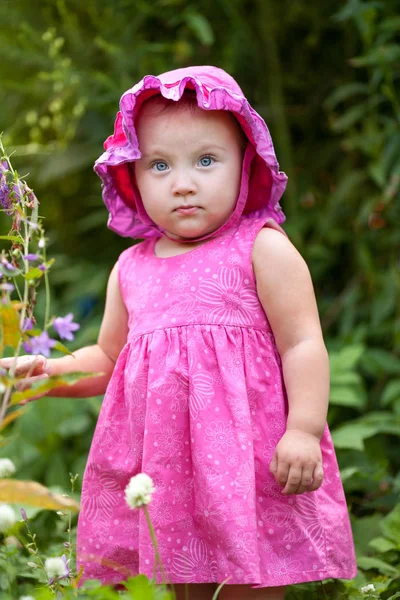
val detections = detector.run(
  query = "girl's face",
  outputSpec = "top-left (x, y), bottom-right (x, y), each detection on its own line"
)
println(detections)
top-left (134, 103), bottom-right (244, 240)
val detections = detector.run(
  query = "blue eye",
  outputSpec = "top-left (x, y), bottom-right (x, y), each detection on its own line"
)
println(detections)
top-left (152, 161), bottom-right (169, 172)
top-left (199, 156), bottom-right (214, 167)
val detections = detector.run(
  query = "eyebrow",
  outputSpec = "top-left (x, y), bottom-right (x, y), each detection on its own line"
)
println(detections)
top-left (140, 144), bottom-right (228, 159)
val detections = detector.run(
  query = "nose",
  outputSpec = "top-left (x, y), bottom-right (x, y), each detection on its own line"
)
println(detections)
top-left (171, 169), bottom-right (197, 197)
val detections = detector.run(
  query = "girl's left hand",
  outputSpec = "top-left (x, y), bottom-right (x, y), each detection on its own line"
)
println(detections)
top-left (269, 430), bottom-right (324, 495)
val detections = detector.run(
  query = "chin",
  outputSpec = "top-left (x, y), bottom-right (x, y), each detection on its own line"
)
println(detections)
top-left (172, 227), bottom-right (210, 240)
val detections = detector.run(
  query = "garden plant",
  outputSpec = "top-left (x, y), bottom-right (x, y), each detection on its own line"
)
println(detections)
top-left (0, 0), bottom-right (399, 598)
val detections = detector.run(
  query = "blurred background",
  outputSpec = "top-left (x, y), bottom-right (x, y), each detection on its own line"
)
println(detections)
top-left (0, 0), bottom-right (399, 593)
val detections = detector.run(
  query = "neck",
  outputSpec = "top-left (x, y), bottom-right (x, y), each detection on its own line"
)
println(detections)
top-left (155, 235), bottom-right (208, 258)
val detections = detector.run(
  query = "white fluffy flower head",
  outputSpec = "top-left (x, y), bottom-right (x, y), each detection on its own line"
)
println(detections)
top-left (20, 596), bottom-right (35, 600)
top-left (0, 458), bottom-right (16, 478)
top-left (0, 504), bottom-right (17, 532)
top-left (125, 473), bottom-right (155, 509)
top-left (361, 584), bottom-right (376, 594)
top-left (44, 556), bottom-right (68, 578)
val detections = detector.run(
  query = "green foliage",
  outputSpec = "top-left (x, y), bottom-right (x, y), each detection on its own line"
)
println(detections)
top-left (0, 0), bottom-right (399, 598)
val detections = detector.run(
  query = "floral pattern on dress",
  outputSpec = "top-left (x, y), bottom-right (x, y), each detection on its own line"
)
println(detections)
top-left (171, 539), bottom-right (218, 582)
top-left (197, 266), bottom-right (260, 325)
top-left (77, 216), bottom-right (357, 587)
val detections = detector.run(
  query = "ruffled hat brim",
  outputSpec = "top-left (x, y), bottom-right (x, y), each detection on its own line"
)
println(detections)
top-left (94, 65), bottom-right (287, 239)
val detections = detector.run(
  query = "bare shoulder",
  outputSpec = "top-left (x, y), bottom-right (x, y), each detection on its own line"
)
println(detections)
top-left (97, 261), bottom-right (129, 363)
top-left (252, 228), bottom-right (322, 353)
top-left (252, 227), bottom-right (310, 279)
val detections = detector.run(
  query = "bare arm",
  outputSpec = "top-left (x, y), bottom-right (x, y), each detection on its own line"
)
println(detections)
top-left (3, 262), bottom-right (129, 399)
top-left (253, 227), bottom-right (329, 494)
top-left (46, 261), bottom-right (129, 397)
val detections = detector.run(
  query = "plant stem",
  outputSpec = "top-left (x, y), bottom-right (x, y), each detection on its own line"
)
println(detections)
top-left (319, 581), bottom-right (329, 600)
top-left (143, 505), bottom-right (167, 585)
top-left (42, 245), bottom-right (51, 330)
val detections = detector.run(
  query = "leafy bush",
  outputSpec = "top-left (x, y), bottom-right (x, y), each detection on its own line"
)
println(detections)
top-left (0, 0), bottom-right (399, 597)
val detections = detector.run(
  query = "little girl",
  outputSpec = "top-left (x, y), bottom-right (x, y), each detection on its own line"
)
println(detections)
top-left (5, 66), bottom-right (356, 599)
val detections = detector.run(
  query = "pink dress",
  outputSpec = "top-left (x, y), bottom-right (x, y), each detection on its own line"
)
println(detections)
top-left (77, 215), bottom-right (357, 587)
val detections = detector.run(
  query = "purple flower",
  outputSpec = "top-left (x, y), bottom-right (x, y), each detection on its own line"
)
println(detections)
top-left (0, 182), bottom-right (12, 213)
top-left (0, 160), bottom-right (8, 175)
top-left (0, 283), bottom-right (15, 292)
top-left (23, 254), bottom-right (39, 261)
top-left (53, 313), bottom-right (80, 341)
top-left (38, 263), bottom-right (46, 272)
top-left (20, 508), bottom-right (28, 522)
top-left (22, 317), bottom-right (34, 331)
top-left (22, 331), bottom-right (56, 358)
top-left (1, 259), bottom-right (16, 272)
top-left (12, 184), bottom-right (22, 203)
top-left (61, 554), bottom-right (71, 578)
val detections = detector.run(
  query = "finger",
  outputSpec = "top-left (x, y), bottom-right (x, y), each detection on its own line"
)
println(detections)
top-left (276, 459), bottom-right (290, 488)
top-left (1, 355), bottom-right (34, 371)
top-left (15, 374), bottom-right (49, 392)
top-left (296, 465), bottom-right (315, 495)
top-left (308, 464), bottom-right (324, 492)
top-left (0, 357), bottom-right (15, 369)
top-left (269, 453), bottom-right (278, 475)
top-left (15, 356), bottom-right (47, 377)
top-left (282, 465), bottom-right (302, 495)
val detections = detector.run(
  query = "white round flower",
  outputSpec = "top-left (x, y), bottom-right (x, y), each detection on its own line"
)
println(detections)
top-left (125, 473), bottom-right (155, 509)
top-left (0, 458), bottom-right (16, 478)
top-left (20, 596), bottom-right (35, 600)
top-left (44, 557), bottom-right (68, 578)
top-left (361, 584), bottom-right (376, 594)
top-left (0, 504), bottom-right (17, 532)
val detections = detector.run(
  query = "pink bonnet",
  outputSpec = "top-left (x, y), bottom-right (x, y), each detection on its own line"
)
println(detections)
top-left (94, 65), bottom-right (288, 239)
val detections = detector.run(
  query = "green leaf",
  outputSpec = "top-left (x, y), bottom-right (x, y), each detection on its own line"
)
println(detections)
top-left (332, 413), bottom-right (400, 450)
top-left (0, 406), bottom-right (27, 431)
top-left (324, 82), bottom-right (369, 110)
top-left (53, 340), bottom-right (73, 355)
top-left (350, 45), bottom-right (400, 67)
top-left (10, 371), bottom-right (100, 404)
top-left (0, 479), bottom-right (79, 511)
top-left (330, 372), bottom-right (362, 386)
top-left (339, 466), bottom-right (359, 483)
top-left (361, 349), bottom-right (400, 377)
top-left (185, 13), bottom-right (214, 46)
top-left (330, 386), bottom-right (366, 409)
top-left (371, 274), bottom-right (398, 326)
top-left (332, 423), bottom-right (372, 450)
top-left (331, 104), bottom-right (369, 133)
top-left (0, 303), bottom-right (20, 351)
top-left (22, 267), bottom-right (44, 280)
top-left (369, 536), bottom-right (397, 553)
top-left (0, 235), bottom-right (21, 242)
top-left (381, 380), bottom-right (400, 407)
top-left (123, 575), bottom-right (167, 599)
top-left (380, 504), bottom-right (400, 545)
top-left (45, 257), bottom-right (55, 268)
top-left (57, 413), bottom-right (91, 437)
top-left (329, 345), bottom-right (365, 372)
top-left (379, 16), bottom-right (400, 32)
top-left (357, 556), bottom-right (399, 576)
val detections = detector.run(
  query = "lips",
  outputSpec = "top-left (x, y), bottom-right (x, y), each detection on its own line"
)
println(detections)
top-left (175, 206), bottom-right (199, 215)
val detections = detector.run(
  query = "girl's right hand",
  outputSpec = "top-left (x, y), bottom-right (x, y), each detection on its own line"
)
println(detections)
top-left (0, 355), bottom-right (52, 403)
